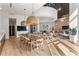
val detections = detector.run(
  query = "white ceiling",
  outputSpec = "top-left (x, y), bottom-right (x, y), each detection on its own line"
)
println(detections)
top-left (34, 6), bottom-right (57, 18)
top-left (0, 3), bottom-right (45, 16)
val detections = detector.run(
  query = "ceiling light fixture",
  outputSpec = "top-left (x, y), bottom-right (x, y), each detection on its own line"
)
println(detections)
top-left (21, 4), bottom-right (38, 26)
top-left (10, 3), bottom-right (12, 8)
top-left (21, 8), bottom-right (27, 26)
top-left (26, 4), bottom-right (38, 25)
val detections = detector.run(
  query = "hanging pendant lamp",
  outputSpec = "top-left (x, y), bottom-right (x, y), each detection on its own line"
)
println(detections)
top-left (21, 20), bottom-right (27, 26)
top-left (21, 9), bottom-right (27, 26)
top-left (26, 16), bottom-right (38, 25)
top-left (26, 4), bottom-right (38, 25)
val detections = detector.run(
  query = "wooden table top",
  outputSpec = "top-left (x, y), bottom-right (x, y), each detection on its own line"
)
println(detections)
top-left (20, 34), bottom-right (43, 41)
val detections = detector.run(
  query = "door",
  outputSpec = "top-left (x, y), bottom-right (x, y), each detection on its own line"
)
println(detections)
top-left (9, 25), bottom-right (15, 36)
top-left (9, 18), bottom-right (16, 36)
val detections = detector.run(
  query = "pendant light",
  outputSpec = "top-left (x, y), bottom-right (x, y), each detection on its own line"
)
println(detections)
top-left (10, 3), bottom-right (12, 8)
top-left (26, 4), bottom-right (38, 25)
top-left (21, 8), bottom-right (27, 26)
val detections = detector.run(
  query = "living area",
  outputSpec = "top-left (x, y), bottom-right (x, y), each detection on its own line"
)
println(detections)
top-left (0, 3), bottom-right (79, 56)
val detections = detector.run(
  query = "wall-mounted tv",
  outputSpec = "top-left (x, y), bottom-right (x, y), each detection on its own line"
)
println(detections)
top-left (17, 26), bottom-right (27, 31)
top-left (62, 26), bottom-right (69, 30)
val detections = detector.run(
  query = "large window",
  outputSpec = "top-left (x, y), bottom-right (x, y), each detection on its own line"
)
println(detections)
top-left (69, 8), bottom-right (78, 28)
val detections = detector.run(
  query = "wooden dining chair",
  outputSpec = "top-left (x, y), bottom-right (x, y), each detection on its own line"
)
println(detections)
top-left (31, 38), bottom-right (43, 49)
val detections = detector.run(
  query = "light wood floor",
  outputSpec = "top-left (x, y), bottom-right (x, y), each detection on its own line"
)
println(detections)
top-left (1, 36), bottom-right (79, 56)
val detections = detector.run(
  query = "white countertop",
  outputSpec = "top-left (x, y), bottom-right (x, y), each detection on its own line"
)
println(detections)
top-left (0, 33), bottom-right (5, 40)
top-left (59, 33), bottom-right (69, 36)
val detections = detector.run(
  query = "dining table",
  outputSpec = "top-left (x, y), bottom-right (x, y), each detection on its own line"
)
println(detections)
top-left (20, 34), bottom-right (43, 51)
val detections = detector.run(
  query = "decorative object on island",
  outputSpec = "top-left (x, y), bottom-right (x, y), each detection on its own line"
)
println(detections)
top-left (70, 28), bottom-right (77, 36)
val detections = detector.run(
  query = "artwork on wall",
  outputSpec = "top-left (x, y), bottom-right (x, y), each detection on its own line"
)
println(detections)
top-left (40, 22), bottom-right (53, 32)
top-left (42, 24), bottom-right (49, 31)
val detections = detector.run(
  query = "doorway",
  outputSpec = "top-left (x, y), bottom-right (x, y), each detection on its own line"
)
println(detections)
top-left (9, 18), bottom-right (16, 36)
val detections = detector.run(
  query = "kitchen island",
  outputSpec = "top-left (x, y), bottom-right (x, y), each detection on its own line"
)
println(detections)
top-left (0, 33), bottom-right (5, 55)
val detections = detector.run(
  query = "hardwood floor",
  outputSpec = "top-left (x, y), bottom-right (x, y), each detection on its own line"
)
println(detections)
top-left (1, 36), bottom-right (79, 56)
top-left (1, 37), bottom-right (51, 56)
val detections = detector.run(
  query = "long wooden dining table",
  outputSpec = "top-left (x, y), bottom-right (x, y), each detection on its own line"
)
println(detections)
top-left (20, 34), bottom-right (43, 51)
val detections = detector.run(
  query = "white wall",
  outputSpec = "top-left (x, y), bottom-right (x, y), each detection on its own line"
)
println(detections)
top-left (0, 13), bottom-right (1, 30)
top-left (0, 4), bottom-right (1, 30)
top-left (34, 7), bottom-right (57, 19)
top-left (38, 17), bottom-right (54, 32)
top-left (0, 13), bottom-right (9, 39)
top-left (34, 7), bottom-right (57, 32)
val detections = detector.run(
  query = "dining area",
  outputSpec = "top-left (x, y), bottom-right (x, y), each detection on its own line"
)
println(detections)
top-left (1, 31), bottom-right (79, 56)
top-left (19, 33), bottom-right (44, 52)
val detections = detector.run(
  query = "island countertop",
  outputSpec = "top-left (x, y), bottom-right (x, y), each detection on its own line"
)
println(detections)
top-left (0, 33), bottom-right (5, 41)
